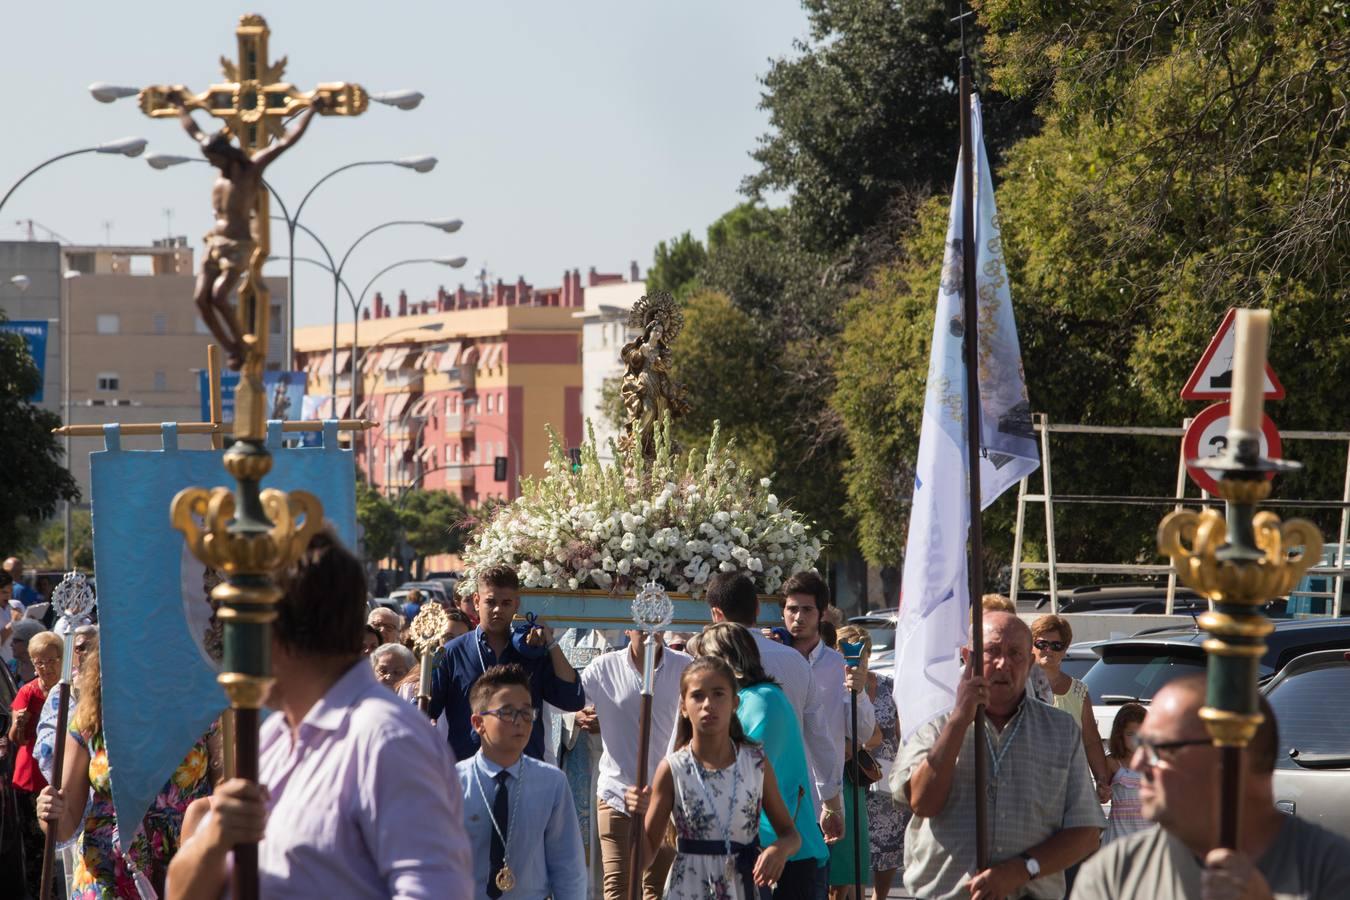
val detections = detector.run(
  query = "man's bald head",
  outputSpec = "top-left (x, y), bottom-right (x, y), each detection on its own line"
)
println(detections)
top-left (984, 610), bottom-right (1032, 650)
top-left (1151, 674), bottom-right (1278, 774)
top-left (2, 557), bottom-right (21, 575)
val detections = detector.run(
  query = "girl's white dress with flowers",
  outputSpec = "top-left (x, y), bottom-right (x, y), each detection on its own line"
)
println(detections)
top-left (665, 743), bottom-right (765, 900)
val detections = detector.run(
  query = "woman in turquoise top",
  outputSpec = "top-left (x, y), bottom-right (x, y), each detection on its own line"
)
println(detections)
top-left (689, 623), bottom-right (829, 899)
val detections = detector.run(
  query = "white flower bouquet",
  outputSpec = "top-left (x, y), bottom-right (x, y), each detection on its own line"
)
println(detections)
top-left (459, 421), bottom-right (826, 597)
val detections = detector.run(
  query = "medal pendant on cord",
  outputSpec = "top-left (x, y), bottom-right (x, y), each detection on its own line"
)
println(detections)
top-left (495, 865), bottom-right (516, 892)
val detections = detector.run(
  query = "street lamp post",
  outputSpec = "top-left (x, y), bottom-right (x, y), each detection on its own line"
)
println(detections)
top-left (61, 270), bottom-right (80, 568)
top-left (0, 139), bottom-right (147, 215)
top-left (329, 220), bottom-right (464, 406)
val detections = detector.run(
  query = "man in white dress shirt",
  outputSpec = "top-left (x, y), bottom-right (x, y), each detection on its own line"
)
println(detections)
top-left (780, 572), bottom-right (875, 839)
top-left (581, 630), bottom-right (692, 900)
top-left (704, 572), bottom-right (847, 847)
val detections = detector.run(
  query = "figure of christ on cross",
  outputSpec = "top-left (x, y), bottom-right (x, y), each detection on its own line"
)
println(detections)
top-left (167, 91), bottom-right (325, 369)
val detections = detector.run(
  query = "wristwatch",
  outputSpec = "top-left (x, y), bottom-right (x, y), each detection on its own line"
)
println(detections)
top-left (1020, 852), bottom-right (1041, 880)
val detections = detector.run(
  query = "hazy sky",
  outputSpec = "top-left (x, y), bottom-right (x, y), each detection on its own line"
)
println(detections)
top-left (0, 2), bottom-right (808, 327)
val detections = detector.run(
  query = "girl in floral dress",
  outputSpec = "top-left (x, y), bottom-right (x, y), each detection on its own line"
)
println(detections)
top-left (36, 650), bottom-right (219, 898)
top-left (627, 656), bottom-right (800, 899)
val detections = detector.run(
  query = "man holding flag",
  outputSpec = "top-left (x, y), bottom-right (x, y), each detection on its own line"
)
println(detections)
top-left (886, 91), bottom-right (1103, 899)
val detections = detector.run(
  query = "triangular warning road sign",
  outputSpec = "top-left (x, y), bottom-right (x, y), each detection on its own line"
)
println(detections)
top-left (1180, 308), bottom-right (1285, 401)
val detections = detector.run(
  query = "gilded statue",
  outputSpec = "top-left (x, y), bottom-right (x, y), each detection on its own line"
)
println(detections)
top-left (619, 291), bottom-right (690, 458)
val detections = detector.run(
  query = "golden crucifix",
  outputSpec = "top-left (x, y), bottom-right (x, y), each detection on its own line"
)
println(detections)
top-left (137, 12), bottom-right (368, 440)
top-left (124, 17), bottom-right (371, 899)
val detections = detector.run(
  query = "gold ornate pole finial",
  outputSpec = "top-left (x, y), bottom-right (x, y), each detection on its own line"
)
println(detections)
top-left (1157, 309), bottom-right (1322, 850)
top-left (126, 15), bottom-right (372, 899)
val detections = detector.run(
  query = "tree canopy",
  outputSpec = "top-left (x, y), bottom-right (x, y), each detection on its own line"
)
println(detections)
top-left (0, 325), bottom-right (78, 556)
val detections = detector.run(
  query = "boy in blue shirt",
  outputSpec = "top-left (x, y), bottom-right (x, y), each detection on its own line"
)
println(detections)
top-left (458, 664), bottom-right (587, 900)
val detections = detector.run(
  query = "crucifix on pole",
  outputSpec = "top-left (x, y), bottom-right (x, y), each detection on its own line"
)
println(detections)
top-left (113, 15), bottom-right (374, 899)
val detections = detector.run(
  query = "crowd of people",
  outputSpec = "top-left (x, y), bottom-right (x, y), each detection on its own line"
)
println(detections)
top-left (4, 543), bottom-right (1350, 899)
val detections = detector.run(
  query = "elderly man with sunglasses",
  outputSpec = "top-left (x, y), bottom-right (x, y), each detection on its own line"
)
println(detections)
top-left (892, 611), bottom-right (1104, 900)
top-left (1071, 674), bottom-right (1350, 900)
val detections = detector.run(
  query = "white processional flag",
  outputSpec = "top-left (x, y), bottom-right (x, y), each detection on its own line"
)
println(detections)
top-left (893, 97), bottom-right (1040, 742)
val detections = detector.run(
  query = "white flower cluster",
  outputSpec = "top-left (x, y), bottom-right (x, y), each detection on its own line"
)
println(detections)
top-left (460, 422), bottom-right (826, 597)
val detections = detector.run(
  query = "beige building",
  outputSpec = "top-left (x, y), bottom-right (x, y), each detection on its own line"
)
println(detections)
top-left (55, 239), bottom-right (287, 503)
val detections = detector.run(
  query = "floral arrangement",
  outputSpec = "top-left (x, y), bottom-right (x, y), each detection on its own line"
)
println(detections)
top-left (459, 421), bottom-right (826, 597)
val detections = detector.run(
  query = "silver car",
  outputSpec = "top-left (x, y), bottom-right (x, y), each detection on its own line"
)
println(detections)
top-left (1261, 649), bottom-right (1350, 838)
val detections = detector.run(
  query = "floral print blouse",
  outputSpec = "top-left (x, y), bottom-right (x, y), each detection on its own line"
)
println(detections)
top-left (69, 726), bottom-right (214, 899)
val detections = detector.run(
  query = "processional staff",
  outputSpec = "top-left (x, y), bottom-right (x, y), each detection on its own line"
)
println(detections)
top-left (409, 603), bottom-right (451, 714)
top-left (627, 581), bottom-right (674, 900)
top-left (38, 571), bottom-right (96, 900)
top-left (1159, 310), bottom-right (1322, 849)
top-left (116, 15), bottom-right (372, 899)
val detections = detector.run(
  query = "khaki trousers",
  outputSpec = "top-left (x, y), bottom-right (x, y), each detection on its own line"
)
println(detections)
top-left (596, 800), bottom-right (674, 900)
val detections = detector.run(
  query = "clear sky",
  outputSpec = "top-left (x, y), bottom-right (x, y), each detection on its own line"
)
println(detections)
top-left (0, 2), bottom-right (808, 327)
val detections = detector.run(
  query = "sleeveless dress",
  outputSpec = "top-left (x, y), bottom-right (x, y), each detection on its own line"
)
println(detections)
top-left (666, 743), bottom-right (766, 900)
top-left (1052, 676), bottom-right (1089, 726)
top-left (1103, 765), bottom-right (1147, 843)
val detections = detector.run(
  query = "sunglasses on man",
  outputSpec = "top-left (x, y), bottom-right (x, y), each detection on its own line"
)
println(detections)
top-left (1033, 638), bottom-right (1067, 653)
top-left (1135, 737), bottom-right (1211, 769)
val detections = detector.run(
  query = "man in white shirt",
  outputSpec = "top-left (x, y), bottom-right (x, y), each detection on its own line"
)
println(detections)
top-left (581, 630), bottom-right (692, 900)
top-left (780, 571), bottom-right (876, 843)
top-left (704, 572), bottom-right (847, 846)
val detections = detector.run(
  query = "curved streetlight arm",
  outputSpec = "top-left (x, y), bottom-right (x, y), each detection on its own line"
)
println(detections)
top-left (356, 258), bottom-right (450, 314)
top-left (282, 255), bottom-right (357, 307)
top-left (338, 220), bottom-right (436, 279)
top-left (272, 215), bottom-right (337, 272)
top-left (293, 160), bottom-right (398, 225)
top-left (0, 147), bottom-right (98, 215)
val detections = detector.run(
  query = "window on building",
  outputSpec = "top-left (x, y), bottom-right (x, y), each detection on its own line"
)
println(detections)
top-left (498, 392), bottom-right (505, 411)
top-left (96, 372), bottom-right (119, 392)
top-left (452, 443), bottom-right (460, 462)
top-left (425, 448), bottom-right (437, 470)
top-left (270, 304), bottom-right (282, 334)
top-left (153, 370), bottom-right (167, 392)
top-left (96, 314), bottom-right (120, 334)
top-left (485, 394), bottom-right (494, 414)
top-left (152, 313), bottom-right (168, 335)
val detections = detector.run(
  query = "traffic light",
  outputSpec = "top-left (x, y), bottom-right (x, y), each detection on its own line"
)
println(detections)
top-left (568, 447), bottom-right (582, 473)
top-left (494, 456), bottom-right (508, 482)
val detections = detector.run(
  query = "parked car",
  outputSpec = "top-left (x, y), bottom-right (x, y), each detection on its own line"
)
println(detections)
top-left (396, 580), bottom-right (451, 606)
top-left (1262, 649), bottom-right (1350, 837)
top-left (1034, 583), bottom-right (1292, 617)
top-left (1084, 619), bottom-right (1350, 741)
top-left (1061, 642), bottom-right (1102, 681)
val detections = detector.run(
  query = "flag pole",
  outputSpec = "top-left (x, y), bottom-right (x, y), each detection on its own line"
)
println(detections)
top-left (958, 50), bottom-right (990, 872)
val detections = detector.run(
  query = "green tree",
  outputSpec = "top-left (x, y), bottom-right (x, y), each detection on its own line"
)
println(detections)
top-left (647, 231), bottom-right (707, 297)
top-left (0, 324), bottom-right (78, 555)
top-left (398, 489), bottom-right (470, 577)
top-left (835, 0), bottom-right (1350, 573)
top-left (744, 0), bottom-right (1037, 252)
top-left (37, 509), bottom-right (93, 570)
top-left (356, 479), bottom-right (399, 563)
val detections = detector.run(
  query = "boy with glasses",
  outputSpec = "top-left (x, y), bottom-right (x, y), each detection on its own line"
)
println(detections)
top-left (1072, 674), bottom-right (1350, 900)
top-left (459, 664), bottom-right (586, 900)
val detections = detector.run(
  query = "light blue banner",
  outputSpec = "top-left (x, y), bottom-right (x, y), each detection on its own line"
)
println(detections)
top-left (90, 420), bottom-right (357, 851)
top-left (0, 319), bottom-right (49, 401)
